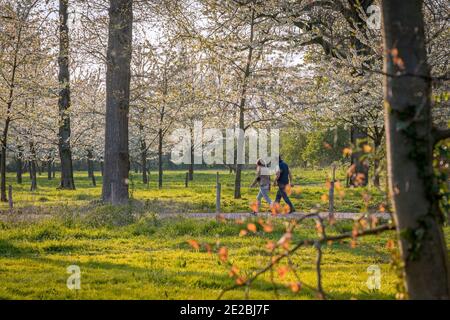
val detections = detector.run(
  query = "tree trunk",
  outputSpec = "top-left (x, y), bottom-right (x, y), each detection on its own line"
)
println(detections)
top-left (0, 137), bottom-right (7, 201)
top-left (373, 134), bottom-right (383, 188)
top-left (381, 0), bottom-right (449, 299)
top-left (101, 0), bottom-right (133, 204)
top-left (16, 156), bottom-right (22, 184)
top-left (234, 106), bottom-right (244, 199)
top-left (234, 8), bottom-right (255, 199)
top-left (140, 136), bottom-right (148, 185)
top-left (29, 143), bottom-right (37, 191)
top-left (87, 149), bottom-right (96, 186)
top-left (47, 160), bottom-right (52, 180)
top-left (57, 0), bottom-right (75, 190)
top-left (30, 160), bottom-right (37, 191)
top-left (158, 128), bottom-right (163, 189)
top-left (87, 150), bottom-right (93, 178)
top-left (188, 127), bottom-right (194, 180)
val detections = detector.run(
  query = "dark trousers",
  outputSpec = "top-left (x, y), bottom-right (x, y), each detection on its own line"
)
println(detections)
top-left (275, 184), bottom-right (295, 212)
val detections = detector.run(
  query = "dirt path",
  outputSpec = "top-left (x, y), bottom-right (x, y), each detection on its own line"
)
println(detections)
top-left (160, 212), bottom-right (392, 220)
top-left (0, 211), bottom-right (392, 222)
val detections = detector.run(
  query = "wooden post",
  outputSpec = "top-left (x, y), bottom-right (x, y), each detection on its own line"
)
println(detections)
top-left (329, 164), bottom-right (336, 220)
top-left (185, 172), bottom-right (189, 187)
top-left (8, 185), bottom-right (13, 211)
top-left (216, 172), bottom-right (221, 214)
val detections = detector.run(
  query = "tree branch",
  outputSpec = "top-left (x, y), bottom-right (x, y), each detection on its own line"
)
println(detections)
top-left (217, 223), bottom-right (395, 299)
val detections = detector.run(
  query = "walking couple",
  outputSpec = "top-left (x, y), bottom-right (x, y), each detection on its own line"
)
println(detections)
top-left (250, 156), bottom-right (295, 215)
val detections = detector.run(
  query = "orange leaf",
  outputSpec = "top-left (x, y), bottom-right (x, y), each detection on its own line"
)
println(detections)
top-left (289, 282), bottom-right (302, 293)
top-left (363, 144), bottom-right (372, 153)
top-left (239, 229), bottom-right (248, 237)
top-left (229, 265), bottom-right (239, 277)
top-left (250, 201), bottom-right (258, 213)
top-left (386, 239), bottom-right (396, 250)
top-left (247, 223), bottom-right (257, 233)
top-left (277, 266), bottom-right (290, 279)
top-left (271, 202), bottom-right (281, 215)
top-left (236, 276), bottom-right (246, 285)
top-left (187, 239), bottom-right (200, 250)
top-left (263, 223), bottom-right (274, 233)
top-left (218, 246), bottom-right (228, 262)
top-left (266, 241), bottom-right (276, 251)
top-left (343, 147), bottom-right (352, 157)
top-left (285, 184), bottom-right (292, 196)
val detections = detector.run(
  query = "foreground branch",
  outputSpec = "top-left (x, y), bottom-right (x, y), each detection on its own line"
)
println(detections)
top-left (217, 223), bottom-right (395, 299)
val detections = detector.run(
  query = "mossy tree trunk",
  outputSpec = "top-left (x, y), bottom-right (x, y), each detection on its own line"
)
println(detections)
top-left (57, 0), bottom-right (75, 190)
top-left (381, 0), bottom-right (449, 299)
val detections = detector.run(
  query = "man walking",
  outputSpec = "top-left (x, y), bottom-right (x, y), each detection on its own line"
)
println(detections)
top-left (274, 156), bottom-right (295, 214)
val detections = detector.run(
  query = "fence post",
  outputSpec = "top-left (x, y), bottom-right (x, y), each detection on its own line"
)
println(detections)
top-left (216, 172), bottom-right (221, 214)
top-left (329, 164), bottom-right (336, 220)
top-left (8, 185), bottom-right (13, 211)
top-left (185, 172), bottom-right (189, 187)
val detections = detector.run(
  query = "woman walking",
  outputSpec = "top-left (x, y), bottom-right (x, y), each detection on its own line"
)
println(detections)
top-left (250, 159), bottom-right (272, 215)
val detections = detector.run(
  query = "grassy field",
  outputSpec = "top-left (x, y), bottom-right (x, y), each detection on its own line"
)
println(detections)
top-left (1, 212), bottom-right (425, 300)
top-left (2, 168), bottom-right (442, 300)
top-left (0, 168), bottom-right (387, 214)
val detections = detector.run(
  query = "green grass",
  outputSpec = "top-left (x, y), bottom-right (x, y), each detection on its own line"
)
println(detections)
top-left (0, 168), bottom-right (422, 300)
top-left (1, 168), bottom-right (386, 213)
top-left (2, 209), bottom-right (434, 300)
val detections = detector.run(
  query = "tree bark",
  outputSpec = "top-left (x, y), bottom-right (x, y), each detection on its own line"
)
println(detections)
top-left (234, 8), bottom-right (255, 199)
top-left (139, 133), bottom-right (148, 185)
top-left (52, 162), bottom-right (56, 179)
top-left (29, 143), bottom-right (37, 191)
top-left (0, 141), bottom-right (8, 202)
top-left (87, 149), bottom-right (96, 186)
top-left (16, 156), bottom-right (22, 184)
top-left (30, 160), bottom-right (37, 191)
top-left (158, 128), bottom-right (163, 189)
top-left (57, 0), bottom-right (75, 190)
top-left (188, 127), bottom-right (194, 180)
top-left (381, 0), bottom-right (449, 299)
top-left (373, 133), bottom-right (383, 188)
top-left (102, 0), bottom-right (133, 204)
top-left (47, 160), bottom-right (52, 180)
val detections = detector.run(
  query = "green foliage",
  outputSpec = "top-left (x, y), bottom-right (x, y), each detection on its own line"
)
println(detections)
top-left (281, 125), bottom-right (350, 167)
